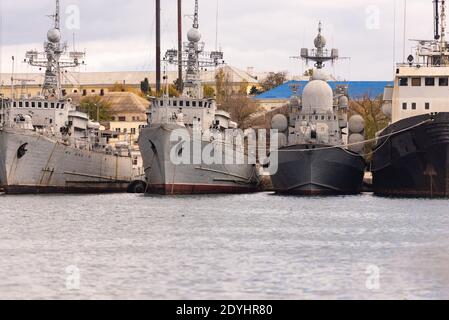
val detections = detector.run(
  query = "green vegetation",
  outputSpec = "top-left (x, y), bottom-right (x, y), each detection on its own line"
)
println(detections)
top-left (259, 72), bottom-right (287, 92)
top-left (79, 96), bottom-right (112, 122)
top-left (203, 85), bottom-right (215, 99)
top-left (350, 94), bottom-right (390, 160)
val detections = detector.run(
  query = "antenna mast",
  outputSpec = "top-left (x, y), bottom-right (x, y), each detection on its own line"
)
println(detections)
top-left (298, 22), bottom-right (340, 70)
top-left (24, 0), bottom-right (85, 99)
top-left (156, 0), bottom-right (161, 94)
top-left (177, 0), bottom-right (183, 92)
top-left (164, 0), bottom-right (224, 99)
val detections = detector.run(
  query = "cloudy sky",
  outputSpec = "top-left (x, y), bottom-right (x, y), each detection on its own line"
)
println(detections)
top-left (0, 0), bottom-right (437, 80)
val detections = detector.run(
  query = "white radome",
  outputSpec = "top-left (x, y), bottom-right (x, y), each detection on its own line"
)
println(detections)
top-left (47, 28), bottom-right (61, 43)
top-left (187, 28), bottom-right (201, 42)
top-left (302, 80), bottom-right (333, 112)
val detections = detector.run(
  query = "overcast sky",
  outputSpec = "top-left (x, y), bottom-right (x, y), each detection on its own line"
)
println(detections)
top-left (0, 0), bottom-right (437, 80)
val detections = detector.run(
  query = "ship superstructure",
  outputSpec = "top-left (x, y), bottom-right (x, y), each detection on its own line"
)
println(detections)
top-left (270, 23), bottom-right (366, 195)
top-left (0, 0), bottom-right (133, 194)
top-left (372, 0), bottom-right (449, 197)
top-left (138, 0), bottom-right (259, 194)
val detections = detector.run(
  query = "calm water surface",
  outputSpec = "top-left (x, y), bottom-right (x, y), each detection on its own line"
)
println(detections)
top-left (0, 192), bottom-right (448, 300)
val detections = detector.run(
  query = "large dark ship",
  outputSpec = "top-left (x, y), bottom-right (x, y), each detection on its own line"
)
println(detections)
top-left (270, 23), bottom-right (366, 195)
top-left (372, 0), bottom-right (449, 198)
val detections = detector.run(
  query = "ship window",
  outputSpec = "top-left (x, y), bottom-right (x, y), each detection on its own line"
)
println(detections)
top-left (61, 104), bottom-right (65, 109)
top-left (321, 116), bottom-right (325, 120)
top-left (412, 103), bottom-right (417, 110)
top-left (186, 101), bottom-right (190, 107)
top-left (32, 102), bottom-right (36, 108)
top-left (160, 100), bottom-right (164, 107)
top-left (12, 102), bottom-right (16, 108)
top-left (44, 103), bottom-right (48, 108)
top-left (302, 116), bottom-right (306, 120)
top-left (199, 101), bottom-right (203, 107)
top-left (425, 77), bottom-right (435, 86)
top-left (131, 128), bottom-right (136, 134)
top-left (328, 116), bottom-right (332, 120)
top-left (38, 102), bottom-right (42, 108)
top-left (51, 103), bottom-right (55, 109)
top-left (173, 100), bottom-right (177, 107)
top-left (25, 102), bottom-right (29, 108)
top-left (180, 100), bottom-right (184, 107)
top-left (439, 77), bottom-right (449, 86)
top-left (119, 116), bottom-right (126, 122)
top-left (425, 102), bottom-right (430, 110)
top-left (315, 116), bottom-right (319, 120)
top-left (19, 101), bottom-right (23, 108)
top-left (402, 102), bottom-right (407, 110)
top-left (192, 101), bottom-right (197, 107)
top-left (411, 78), bottom-right (422, 86)
top-left (56, 103), bottom-right (59, 109)
top-left (399, 77), bottom-right (409, 86)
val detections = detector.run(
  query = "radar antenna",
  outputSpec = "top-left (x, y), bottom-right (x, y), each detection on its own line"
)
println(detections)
top-left (164, 0), bottom-right (224, 99)
top-left (24, 0), bottom-right (85, 99)
top-left (293, 22), bottom-right (344, 69)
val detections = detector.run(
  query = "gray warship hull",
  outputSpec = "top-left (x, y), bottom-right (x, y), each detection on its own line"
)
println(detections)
top-left (271, 144), bottom-right (366, 195)
top-left (138, 124), bottom-right (260, 195)
top-left (0, 128), bottom-right (133, 194)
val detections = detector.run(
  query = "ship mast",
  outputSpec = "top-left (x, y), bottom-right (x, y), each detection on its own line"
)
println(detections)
top-left (164, 0), bottom-right (224, 99)
top-left (25, 0), bottom-right (85, 99)
top-left (299, 22), bottom-right (339, 70)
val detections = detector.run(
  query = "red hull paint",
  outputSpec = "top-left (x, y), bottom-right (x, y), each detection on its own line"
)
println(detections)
top-left (147, 184), bottom-right (259, 195)
top-left (2, 184), bottom-right (129, 195)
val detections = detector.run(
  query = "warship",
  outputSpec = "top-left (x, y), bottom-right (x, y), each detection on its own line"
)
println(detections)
top-left (372, 0), bottom-right (449, 197)
top-left (137, 0), bottom-right (259, 195)
top-left (269, 23), bottom-right (366, 195)
top-left (0, 0), bottom-right (133, 194)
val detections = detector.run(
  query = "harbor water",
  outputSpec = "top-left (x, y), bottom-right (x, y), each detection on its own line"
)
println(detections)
top-left (0, 192), bottom-right (449, 300)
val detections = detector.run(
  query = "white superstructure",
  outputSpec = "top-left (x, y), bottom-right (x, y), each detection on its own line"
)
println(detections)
top-left (383, 0), bottom-right (449, 124)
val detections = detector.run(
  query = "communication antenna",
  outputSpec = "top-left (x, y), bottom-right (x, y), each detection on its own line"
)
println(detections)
top-left (24, 0), bottom-right (85, 98)
top-left (293, 22), bottom-right (346, 70)
top-left (215, 0), bottom-right (219, 51)
top-left (403, 0), bottom-right (407, 62)
top-left (164, 0), bottom-right (224, 99)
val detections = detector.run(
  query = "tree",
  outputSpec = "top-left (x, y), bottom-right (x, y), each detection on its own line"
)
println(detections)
top-left (303, 69), bottom-right (314, 77)
top-left (155, 84), bottom-right (180, 98)
top-left (215, 68), bottom-right (233, 104)
top-left (219, 94), bottom-right (261, 129)
top-left (79, 96), bottom-right (112, 122)
top-left (249, 86), bottom-right (261, 96)
top-left (140, 78), bottom-right (152, 96)
top-left (203, 85), bottom-right (215, 99)
top-left (110, 82), bottom-right (144, 97)
top-left (350, 94), bottom-right (390, 160)
top-left (260, 72), bottom-right (287, 92)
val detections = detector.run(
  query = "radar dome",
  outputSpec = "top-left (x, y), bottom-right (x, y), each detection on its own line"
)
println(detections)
top-left (348, 115), bottom-right (365, 133)
top-left (314, 34), bottom-right (326, 48)
top-left (302, 80), bottom-right (333, 112)
top-left (348, 134), bottom-right (365, 153)
top-left (47, 28), bottom-right (61, 43)
top-left (271, 114), bottom-right (288, 132)
top-left (187, 28), bottom-right (202, 42)
top-left (311, 69), bottom-right (329, 81)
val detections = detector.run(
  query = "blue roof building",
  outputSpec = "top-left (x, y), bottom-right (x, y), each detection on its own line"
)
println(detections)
top-left (254, 80), bottom-right (393, 111)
